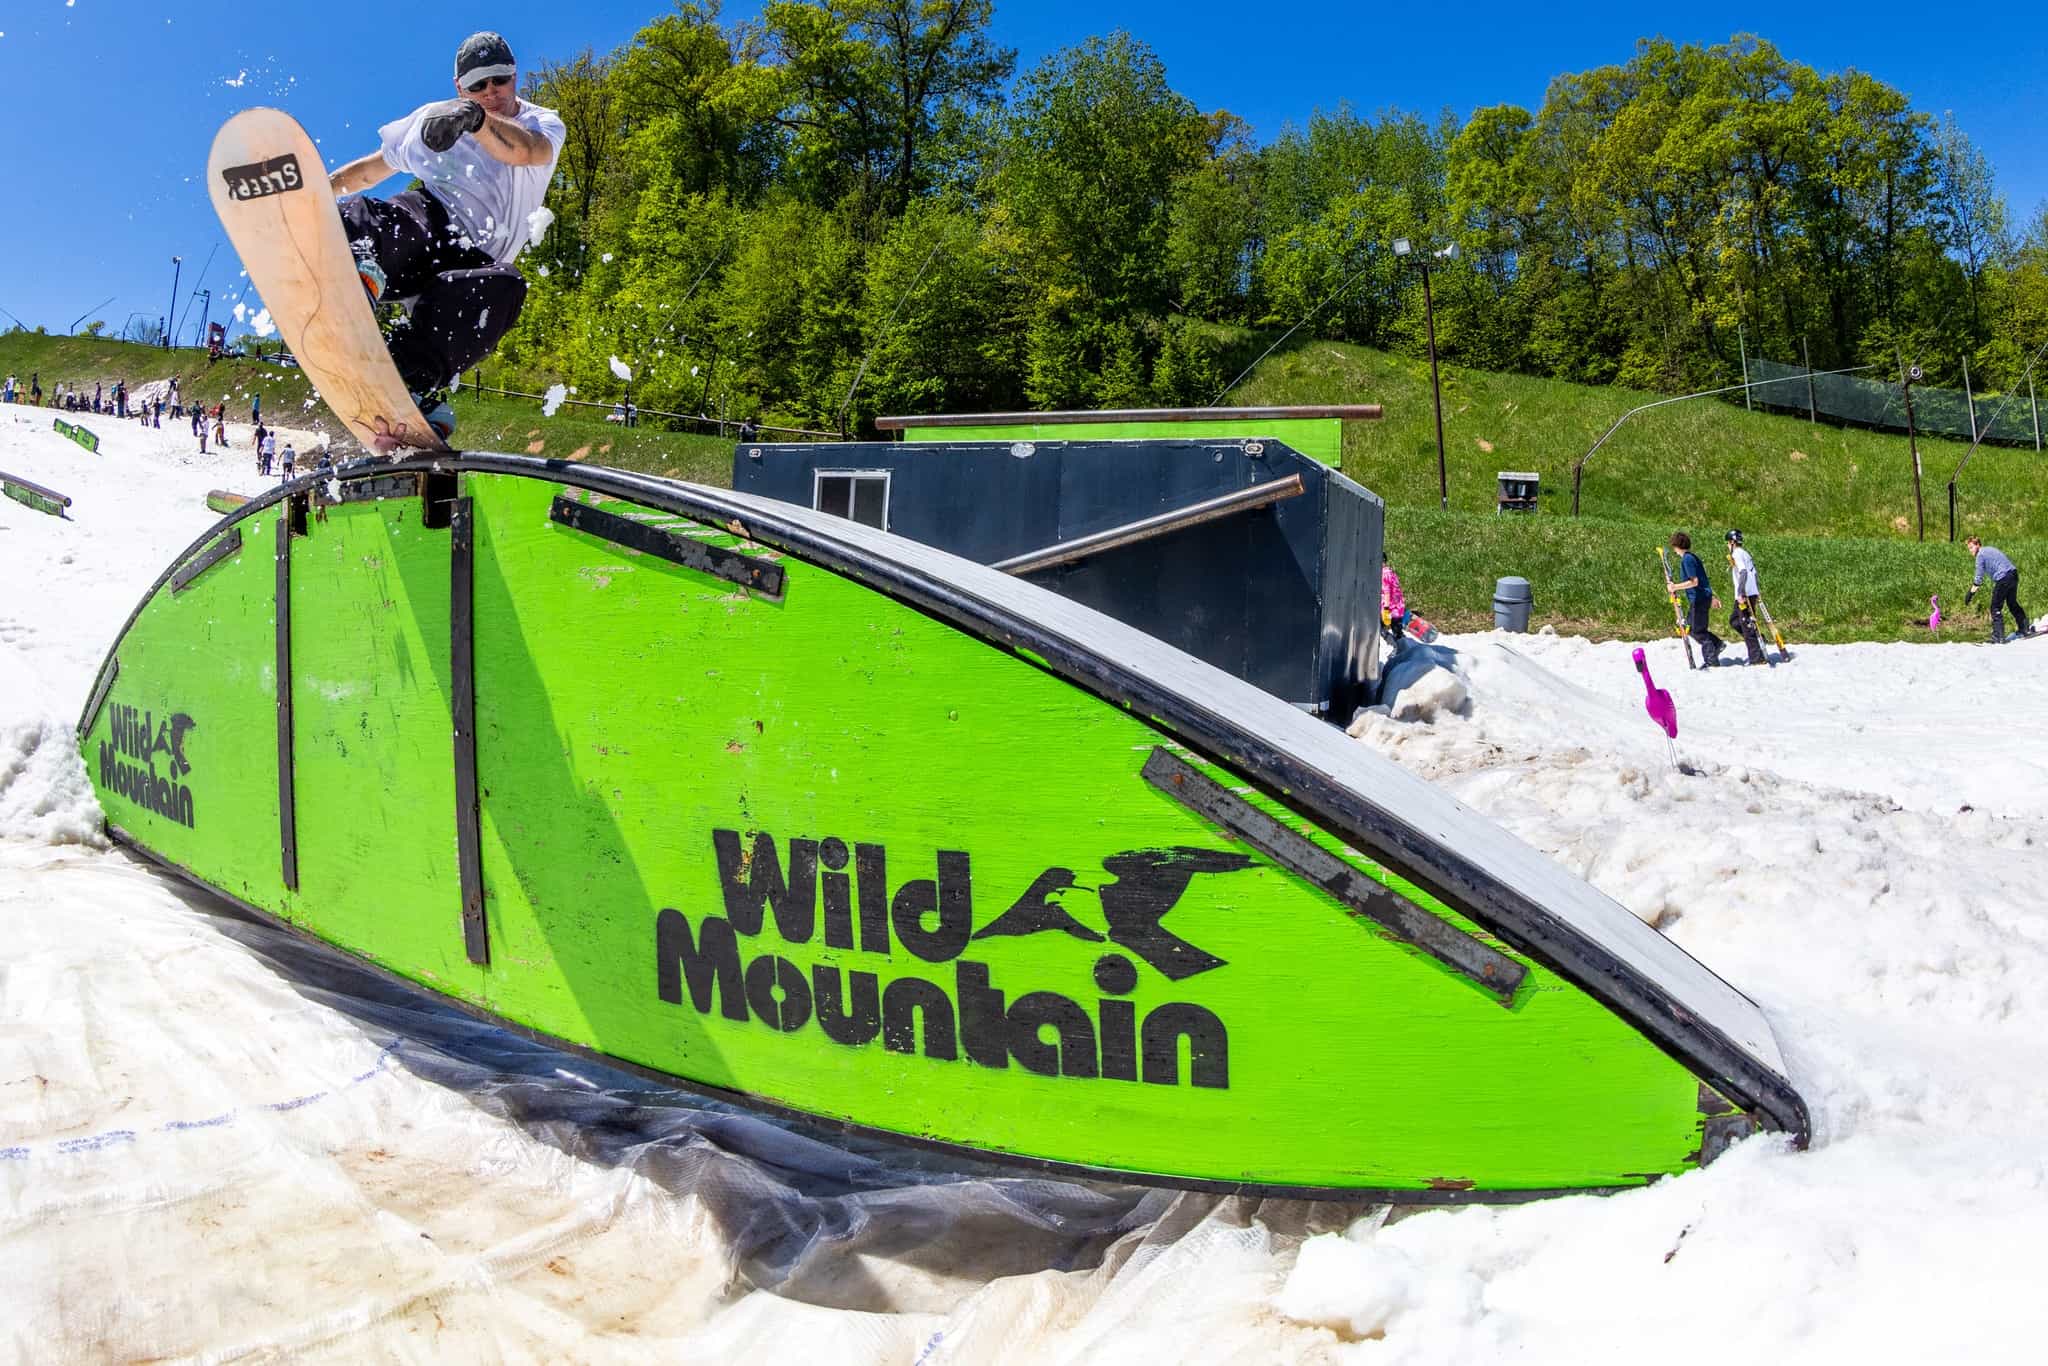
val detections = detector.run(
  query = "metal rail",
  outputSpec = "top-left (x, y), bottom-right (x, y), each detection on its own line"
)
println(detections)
top-left (879, 404), bottom-right (1383, 431)
top-left (992, 475), bottom-right (1305, 575)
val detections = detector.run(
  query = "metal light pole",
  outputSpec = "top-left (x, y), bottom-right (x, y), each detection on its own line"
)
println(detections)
top-left (1394, 237), bottom-right (1455, 511)
top-left (167, 257), bottom-right (182, 348)
top-left (1898, 352), bottom-right (1926, 542)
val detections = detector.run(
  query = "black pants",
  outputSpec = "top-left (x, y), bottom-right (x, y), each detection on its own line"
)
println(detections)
top-left (337, 189), bottom-right (527, 396)
top-left (1729, 596), bottom-right (1767, 663)
top-left (1688, 597), bottom-right (1725, 664)
top-left (1988, 570), bottom-right (2031, 641)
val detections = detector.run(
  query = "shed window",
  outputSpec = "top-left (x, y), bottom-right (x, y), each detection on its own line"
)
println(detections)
top-left (814, 470), bottom-right (890, 531)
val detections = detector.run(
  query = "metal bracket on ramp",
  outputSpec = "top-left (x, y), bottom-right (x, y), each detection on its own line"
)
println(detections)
top-left (549, 496), bottom-right (786, 600)
top-left (1141, 747), bottom-right (1527, 1005)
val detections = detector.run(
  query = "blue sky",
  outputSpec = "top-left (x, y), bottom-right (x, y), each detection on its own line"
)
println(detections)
top-left (1, 1), bottom-right (2043, 342)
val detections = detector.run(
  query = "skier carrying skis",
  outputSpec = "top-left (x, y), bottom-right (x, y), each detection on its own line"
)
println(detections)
top-left (1964, 536), bottom-right (2035, 643)
top-left (1665, 532), bottom-right (1726, 667)
top-left (325, 31), bottom-right (564, 442)
top-left (1724, 529), bottom-right (1768, 666)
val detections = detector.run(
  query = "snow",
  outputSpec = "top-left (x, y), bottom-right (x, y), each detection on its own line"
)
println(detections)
top-left (5, 401), bottom-right (2048, 1358)
top-left (609, 354), bottom-right (633, 382)
top-left (541, 382), bottom-right (568, 416)
top-left (524, 205), bottom-right (554, 249)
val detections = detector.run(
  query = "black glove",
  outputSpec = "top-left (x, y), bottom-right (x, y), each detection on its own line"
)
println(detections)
top-left (1965, 587), bottom-right (1976, 608)
top-left (420, 98), bottom-right (488, 153)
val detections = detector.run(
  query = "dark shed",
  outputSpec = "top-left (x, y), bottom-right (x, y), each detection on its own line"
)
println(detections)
top-left (733, 435), bottom-right (1385, 719)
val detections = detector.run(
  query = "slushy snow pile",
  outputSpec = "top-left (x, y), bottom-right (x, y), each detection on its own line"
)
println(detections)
top-left (3, 399), bottom-right (2047, 1360)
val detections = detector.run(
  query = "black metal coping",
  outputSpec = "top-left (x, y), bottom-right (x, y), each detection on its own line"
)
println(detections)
top-left (171, 528), bottom-right (243, 594)
top-left (1143, 748), bottom-right (1526, 1005)
top-left (550, 495), bottom-right (786, 600)
top-left (875, 404), bottom-right (1383, 430)
top-left (274, 503), bottom-right (298, 891)
top-left (77, 452), bottom-right (1810, 1150)
top-left (450, 498), bottom-right (488, 966)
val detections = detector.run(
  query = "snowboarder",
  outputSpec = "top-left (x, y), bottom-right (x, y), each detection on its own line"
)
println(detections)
top-left (1964, 537), bottom-right (2034, 643)
top-left (324, 31), bottom-right (564, 443)
top-left (1665, 532), bottom-right (1726, 667)
top-left (1723, 530), bottom-right (1768, 665)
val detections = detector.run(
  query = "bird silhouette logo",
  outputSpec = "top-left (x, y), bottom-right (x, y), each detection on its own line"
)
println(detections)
top-left (971, 846), bottom-right (1254, 980)
top-left (148, 713), bottom-right (198, 777)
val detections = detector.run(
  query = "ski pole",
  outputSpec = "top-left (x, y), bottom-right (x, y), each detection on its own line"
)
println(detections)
top-left (1657, 547), bottom-right (1697, 670)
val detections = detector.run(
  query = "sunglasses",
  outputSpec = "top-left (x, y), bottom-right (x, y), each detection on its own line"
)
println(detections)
top-left (463, 73), bottom-right (513, 94)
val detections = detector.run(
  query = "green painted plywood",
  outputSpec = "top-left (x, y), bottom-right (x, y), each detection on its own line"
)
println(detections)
top-left (84, 471), bottom-right (1732, 1193)
top-left (83, 519), bottom-right (282, 907)
top-left (280, 494), bottom-right (479, 995)
top-left (904, 418), bottom-right (1343, 466)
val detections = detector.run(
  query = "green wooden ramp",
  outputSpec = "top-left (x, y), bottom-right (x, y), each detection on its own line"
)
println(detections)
top-left (78, 454), bottom-right (1808, 1199)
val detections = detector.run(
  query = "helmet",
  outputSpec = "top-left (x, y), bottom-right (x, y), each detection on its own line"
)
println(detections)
top-left (1725, 528), bottom-right (1743, 546)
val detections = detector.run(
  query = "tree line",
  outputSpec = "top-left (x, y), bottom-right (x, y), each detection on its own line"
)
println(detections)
top-left (499, 1), bottom-right (2048, 435)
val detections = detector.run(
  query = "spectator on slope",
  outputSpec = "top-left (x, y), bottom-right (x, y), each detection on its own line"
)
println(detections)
top-left (4, 375), bottom-right (15, 403)
top-left (1965, 537), bottom-right (2035, 643)
top-left (261, 429), bottom-right (278, 476)
top-left (30, 374), bottom-right (41, 406)
top-left (280, 443), bottom-right (296, 480)
top-left (325, 30), bottom-right (564, 445)
top-left (1665, 531), bottom-right (1728, 667)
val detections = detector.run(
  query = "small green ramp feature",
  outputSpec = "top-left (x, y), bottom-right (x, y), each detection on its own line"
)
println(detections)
top-left (79, 454), bottom-right (1808, 1199)
top-left (53, 418), bottom-right (101, 454)
top-left (2, 471), bottom-right (71, 518)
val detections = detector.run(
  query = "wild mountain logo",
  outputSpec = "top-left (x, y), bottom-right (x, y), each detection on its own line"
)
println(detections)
top-left (656, 832), bottom-right (1253, 1088)
top-left (99, 704), bottom-right (198, 828)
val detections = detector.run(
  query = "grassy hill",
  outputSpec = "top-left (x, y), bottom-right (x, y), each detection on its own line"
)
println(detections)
top-left (8, 328), bottom-right (2037, 643)
top-left (0, 330), bottom-right (734, 481)
top-left (1229, 339), bottom-right (2042, 643)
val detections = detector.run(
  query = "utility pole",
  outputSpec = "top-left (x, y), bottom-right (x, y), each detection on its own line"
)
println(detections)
top-left (1962, 355), bottom-right (1977, 443)
top-left (166, 257), bottom-right (182, 348)
top-left (1802, 335), bottom-right (1817, 423)
top-left (1738, 324), bottom-right (1752, 411)
top-left (1394, 236), bottom-right (1454, 511)
top-left (1899, 350), bottom-right (1926, 542)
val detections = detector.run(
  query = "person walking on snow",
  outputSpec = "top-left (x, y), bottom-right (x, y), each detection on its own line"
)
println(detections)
top-left (1723, 530), bottom-right (1769, 665)
top-left (1965, 536), bottom-right (2034, 643)
top-left (1666, 531), bottom-right (1727, 667)
top-left (325, 31), bottom-right (563, 444)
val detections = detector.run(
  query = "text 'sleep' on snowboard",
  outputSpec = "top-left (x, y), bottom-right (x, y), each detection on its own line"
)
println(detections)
top-left (221, 153), bottom-right (305, 202)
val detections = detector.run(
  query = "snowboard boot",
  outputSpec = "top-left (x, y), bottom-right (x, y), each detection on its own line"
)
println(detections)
top-left (355, 254), bottom-right (387, 306)
top-left (411, 391), bottom-right (455, 444)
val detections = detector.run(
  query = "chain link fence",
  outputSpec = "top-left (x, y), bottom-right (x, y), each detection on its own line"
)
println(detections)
top-left (1747, 355), bottom-right (2043, 450)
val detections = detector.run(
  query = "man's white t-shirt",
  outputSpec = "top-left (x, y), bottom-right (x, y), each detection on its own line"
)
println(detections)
top-left (1729, 545), bottom-right (1760, 598)
top-left (378, 98), bottom-right (566, 265)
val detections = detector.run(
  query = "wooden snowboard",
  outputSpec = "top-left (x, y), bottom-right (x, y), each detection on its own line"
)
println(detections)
top-left (207, 108), bottom-right (448, 455)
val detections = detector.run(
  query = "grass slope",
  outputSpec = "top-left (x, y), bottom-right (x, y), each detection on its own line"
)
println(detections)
top-left (9, 329), bottom-right (2037, 642)
top-left (1234, 339), bottom-right (2044, 642)
top-left (0, 331), bottom-right (733, 481)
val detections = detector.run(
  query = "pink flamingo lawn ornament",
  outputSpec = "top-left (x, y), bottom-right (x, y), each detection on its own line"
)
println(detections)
top-left (1929, 594), bottom-right (1942, 631)
top-left (1633, 646), bottom-right (1680, 768)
